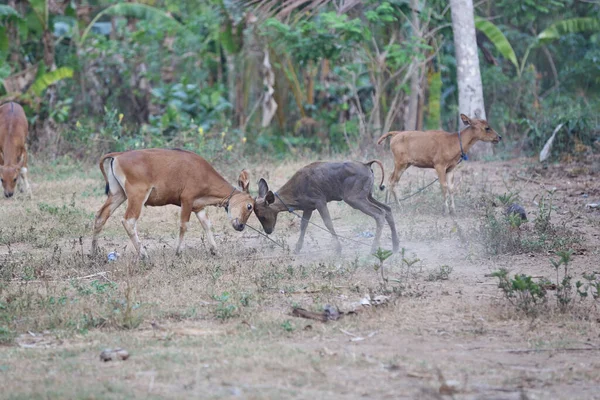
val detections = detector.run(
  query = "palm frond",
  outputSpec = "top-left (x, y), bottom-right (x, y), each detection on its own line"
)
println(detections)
top-left (475, 17), bottom-right (519, 70)
top-left (27, 67), bottom-right (74, 97)
top-left (537, 17), bottom-right (600, 44)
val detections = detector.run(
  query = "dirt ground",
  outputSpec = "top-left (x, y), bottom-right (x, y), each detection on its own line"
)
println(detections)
top-left (1, 155), bottom-right (599, 399)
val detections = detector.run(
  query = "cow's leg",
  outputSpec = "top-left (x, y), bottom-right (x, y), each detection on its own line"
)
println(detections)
top-left (176, 202), bottom-right (193, 255)
top-left (316, 204), bottom-right (341, 253)
top-left (368, 194), bottom-right (400, 253)
top-left (294, 209), bottom-right (313, 253)
top-left (92, 190), bottom-right (126, 253)
top-left (387, 162), bottom-right (408, 205)
top-left (122, 187), bottom-right (151, 258)
top-left (434, 165), bottom-right (450, 215)
top-left (447, 169), bottom-right (456, 215)
top-left (19, 152), bottom-right (32, 197)
top-left (345, 195), bottom-right (386, 253)
top-left (194, 208), bottom-right (218, 253)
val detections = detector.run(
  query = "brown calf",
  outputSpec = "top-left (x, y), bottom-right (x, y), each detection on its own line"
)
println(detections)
top-left (254, 160), bottom-right (400, 254)
top-left (0, 102), bottom-right (32, 198)
top-left (377, 114), bottom-right (501, 214)
top-left (91, 148), bottom-right (254, 257)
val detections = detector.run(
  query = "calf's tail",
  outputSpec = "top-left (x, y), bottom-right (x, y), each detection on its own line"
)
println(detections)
top-left (376, 131), bottom-right (397, 145)
top-left (364, 159), bottom-right (385, 191)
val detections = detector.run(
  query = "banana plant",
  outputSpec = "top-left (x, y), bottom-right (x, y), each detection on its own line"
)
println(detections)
top-left (27, 66), bottom-right (73, 97)
top-left (0, 4), bottom-right (23, 56)
top-left (80, 3), bottom-right (187, 45)
top-left (475, 17), bottom-right (600, 77)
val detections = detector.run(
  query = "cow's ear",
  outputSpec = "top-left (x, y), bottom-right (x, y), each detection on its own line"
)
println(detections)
top-left (238, 170), bottom-right (250, 193)
top-left (265, 191), bottom-right (275, 205)
top-left (460, 114), bottom-right (472, 126)
top-left (258, 178), bottom-right (269, 198)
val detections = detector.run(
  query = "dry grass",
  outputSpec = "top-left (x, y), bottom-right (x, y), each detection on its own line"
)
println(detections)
top-left (1, 156), bottom-right (599, 399)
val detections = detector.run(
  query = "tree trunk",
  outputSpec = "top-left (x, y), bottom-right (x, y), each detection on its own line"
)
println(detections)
top-left (450, 0), bottom-right (491, 158)
top-left (42, 29), bottom-right (55, 69)
top-left (404, 0), bottom-right (421, 131)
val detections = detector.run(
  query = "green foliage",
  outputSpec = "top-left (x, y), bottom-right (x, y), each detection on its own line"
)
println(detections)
top-left (426, 265), bottom-right (453, 282)
top-left (213, 292), bottom-right (238, 320)
top-left (479, 191), bottom-right (579, 255)
top-left (424, 70), bottom-right (442, 130)
top-left (263, 11), bottom-right (366, 63)
top-left (27, 67), bottom-right (74, 97)
top-left (538, 17), bottom-right (600, 44)
top-left (0, 5), bottom-right (21, 19)
top-left (492, 268), bottom-right (546, 316)
top-left (81, 3), bottom-right (184, 44)
top-left (475, 18), bottom-right (519, 69)
top-left (281, 320), bottom-right (295, 332)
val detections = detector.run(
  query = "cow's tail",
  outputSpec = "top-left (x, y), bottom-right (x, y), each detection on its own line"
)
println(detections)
top-left (376, 131), bottom-right (399, 145)
top-left (364, 159), bottom-right (385, 191)
top-left (98, 152), bottom-right (122, 196)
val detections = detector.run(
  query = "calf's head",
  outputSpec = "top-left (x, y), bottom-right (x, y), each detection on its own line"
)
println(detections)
top-left (461, 114), bottom-right (501, 144)
top-left (226, 170), bottom-right (254, 231)
top-left (0, 158), bottom-right (23, 198)
top-left (253, 178), bottom-right (278, 234)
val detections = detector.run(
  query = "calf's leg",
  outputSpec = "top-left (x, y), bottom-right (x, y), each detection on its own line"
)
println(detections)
top-left (435, 165), bottom-right (450, 215)
top-left (345, 195), bottom-right (386, 253)
top-left (194, 209), bottom-right (218, 252)
top-left (368, 194), bottom-right (400, 253)
top-left (447, 169), bottom-right (456, 214)
top-left (316, 204), bottom-right (342, 253)
top-left (295, 209), bottom-right (313, 253)
top-left (387, 162), bottom-right (408, 205)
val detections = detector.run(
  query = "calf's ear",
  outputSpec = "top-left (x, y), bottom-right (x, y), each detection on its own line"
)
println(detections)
top-left (265, 191), bottom-right (275, 205)
top-left (460, 114), bottom-right (471, 126)
top-left (238, 169), bottom-right (250, 193)
top-left (258, 178), bottom-right (269, 198)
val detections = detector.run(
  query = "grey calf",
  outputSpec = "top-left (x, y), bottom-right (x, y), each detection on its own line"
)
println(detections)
top-left (253, 160), bottom-right (400, 254)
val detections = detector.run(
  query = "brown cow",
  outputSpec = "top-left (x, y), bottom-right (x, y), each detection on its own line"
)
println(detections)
top-left (377, 114), bottom-right (501, 214)
top-left (0, 102), bottom-right (32, 198)
top-left (91, 148), bottom-right (254, 257)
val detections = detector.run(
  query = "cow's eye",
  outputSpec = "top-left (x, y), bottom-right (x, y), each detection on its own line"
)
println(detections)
top-left (247, 204), bottom-right (253, 211)
top-left (13, 178), bottom-right (17, 183)
top-left (485, 127), bottom-right (490, 131)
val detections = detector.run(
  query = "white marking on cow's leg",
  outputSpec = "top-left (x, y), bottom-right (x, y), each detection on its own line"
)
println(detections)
top-left (19, 167), bottom-right (32, 197)
top-left (447, 170), bottom-right (456, 215)
top-left (176, 203), bottom-right (193, 255)
top-left (121, 187), bottom-right (151, 258)
top-left (435, 166), bottom-right (449, 215)
top-left (195, 210), bottom-right (217, 250)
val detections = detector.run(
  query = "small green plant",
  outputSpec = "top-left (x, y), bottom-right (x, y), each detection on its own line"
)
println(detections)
top-left (550, 249), bottom-right (574, 311)
top-left (534, 191), bottom-right (555, 235)
top-left (426, 265), bottom-right (453, 282)
top-left (213, 292), bottom-right (237, 320)
top-left (492, 268), bottom-right (546, 316)
top-left (372, 247), bottom-right (393, 288)
top-left (497, 192), bottom-right (519, 206)
top-left (576, 273), bottom-right (600, 300)
top-left (281, 320), bottom-right (294, 332)
top-left (239, 292), bottom-right (252, 307)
